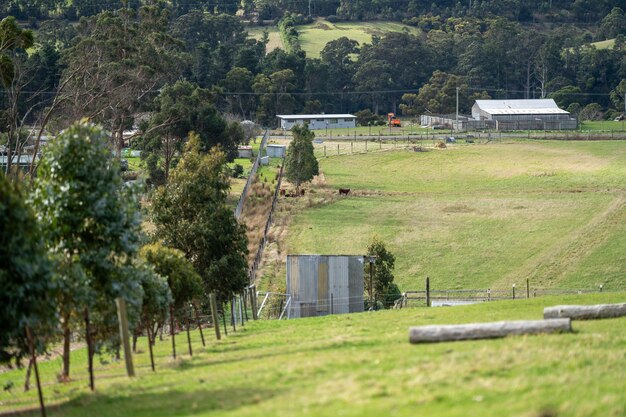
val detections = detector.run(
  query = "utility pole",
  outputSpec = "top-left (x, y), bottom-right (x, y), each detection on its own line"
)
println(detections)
top-left (308, 0), bottom-right (312, 17)
top-left (456, 87), bottom-right (460, 132)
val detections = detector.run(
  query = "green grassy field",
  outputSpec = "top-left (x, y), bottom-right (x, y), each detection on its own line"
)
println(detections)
top-left (1, 293), bottom-right (625, 417)
top-left (580, 120), bottom-right (626, 131)
top-left (296, 19), bottom-right (421, 57)
top-left (246, 26), bottom-right (283, 52)
top-left (282, 141), bottom-right (626, 291)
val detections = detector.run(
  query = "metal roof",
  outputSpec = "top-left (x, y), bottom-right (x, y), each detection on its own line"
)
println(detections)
top-left (474, 99), bottom-right (569, 115)
top-left (276, 114), bottom-right (356, 119)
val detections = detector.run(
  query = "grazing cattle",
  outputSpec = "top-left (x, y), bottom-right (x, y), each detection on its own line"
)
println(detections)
top-left (280, 189), bottom-right (286, 196)
top-left (300, 189), bottom-right (305, 196)
top-left (338, 188), bottom-right (351, 195)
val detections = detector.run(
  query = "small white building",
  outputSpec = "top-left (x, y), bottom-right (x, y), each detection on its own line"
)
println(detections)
top-left (277, 114), bottom-right (357, 130)
top-left (266, 144), bottom-right (287, 158)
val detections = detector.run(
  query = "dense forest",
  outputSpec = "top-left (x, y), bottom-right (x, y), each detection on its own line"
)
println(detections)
top-left (1, 0), bottom-right (626, 139)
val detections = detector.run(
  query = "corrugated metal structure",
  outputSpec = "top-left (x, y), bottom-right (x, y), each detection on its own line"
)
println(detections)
top-left (277, 114), bottom-right (357, 130)
top-left (472, 99), bottom-right (577, 130)
top-left (286, 255), bottom-right (364, 318)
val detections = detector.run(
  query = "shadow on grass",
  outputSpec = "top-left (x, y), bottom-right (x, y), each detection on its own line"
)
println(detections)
top-left (3, 387), bottom-right (280, 417)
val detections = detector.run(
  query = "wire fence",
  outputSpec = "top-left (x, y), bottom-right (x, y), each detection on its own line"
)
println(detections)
top-left (398, 280), bottom-right (618, 309)
top-left (234, 130), bottom-right (269, 219)
top-left (0, 291), bottom-right (260, 414)
top-left (248, 162), bottom-right (284, 286)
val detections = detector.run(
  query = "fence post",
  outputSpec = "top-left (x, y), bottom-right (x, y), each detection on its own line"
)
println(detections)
top-left (487, 288), bottom-right (491, 302)
top-left (116, 298), bottom-right (135, 377)
top-left (209, 293), bottom-right (221, 340)
top-left (351, 141), bottom-right (353, 154)
top-left (512, 284), bottom-right (516, 300)
top-left (324, 145), bottom-right (326, 157)
top-left (250, 286), bottom-right (258, 320)
top-left (242, 291), bottom-right (249, 322)
top-left (331, 293), bottom-right (334, 314)
top-left (426, 276), bottom-right (430, 307)
top-left (526, 279), bottom-right (530, 299)
top-left (337, 144), bottom-right (340, 155)
top-left (600, 284), bottom-right (604, 293)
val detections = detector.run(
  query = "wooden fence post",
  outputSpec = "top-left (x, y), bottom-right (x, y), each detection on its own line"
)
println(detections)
top-left (26, 327), bottom-right (47, 417)
top-left (243, 291), bottom-right (249, 322)
top-left (337, 144), bottom-right (340, 155)
top-left (330, 293), bottom-right (334, 314)
top-left (250, 286), bottom-right (258, 320)
top-left (209, 293), bottom-right (221, 340)
top-left (116, 298), bottom-right (135, 377)
top-left (526, 279), bottom-right (530, 299)
top-left (512, 284), bottom-right (516, 300)
top-left (426, 276), bottom-right (430, 307)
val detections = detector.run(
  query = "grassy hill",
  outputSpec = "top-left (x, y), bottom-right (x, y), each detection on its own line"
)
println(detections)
top-left (1, 293), bottom-right (624, 416)
top-left (273, 140), bottom-right (626, 291)
top-left (246, 20), bottom-right (420, 57)
top-left (297, 20), bottom-right (421, 57)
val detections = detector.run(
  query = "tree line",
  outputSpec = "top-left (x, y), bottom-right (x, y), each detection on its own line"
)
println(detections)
top-left (1, 119), bottom-right (248, 384)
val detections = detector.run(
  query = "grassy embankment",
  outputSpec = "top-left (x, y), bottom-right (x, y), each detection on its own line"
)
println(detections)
top-left (1, 293), bottom-right (625, 417)
top-left (264, 140), bottom-right (626, 292)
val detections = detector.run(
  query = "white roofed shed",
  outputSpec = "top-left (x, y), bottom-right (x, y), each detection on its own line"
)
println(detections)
top-left (277, 114), bottom-right (356, 130)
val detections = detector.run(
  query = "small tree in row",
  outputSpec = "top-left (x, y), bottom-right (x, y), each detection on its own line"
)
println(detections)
top-left (284, 124), bottom-right (319, 193)
top-left (151, 133), bottom-right (249, 304)
top-left (31, 121), bottom-right (144, 379)
top-left (0, 175), bottom-right (56, 366)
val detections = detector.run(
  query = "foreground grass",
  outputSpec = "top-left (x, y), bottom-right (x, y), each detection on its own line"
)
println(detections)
top-left (284, 141), bottom-right (626, 290)
top-left (1, 294), bottom-right (624, 417)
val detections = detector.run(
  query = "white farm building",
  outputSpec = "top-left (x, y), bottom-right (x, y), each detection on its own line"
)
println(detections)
top-left (472, 99), bottom-right (577, 130)
top-left (277, 114), bottom-right (356, 130)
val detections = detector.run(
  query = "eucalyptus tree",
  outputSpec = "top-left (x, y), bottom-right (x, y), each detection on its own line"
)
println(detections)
top-left (58, 5), bottom-right (184, 156)
top-left (151, 134), bottom-right (249, 302)
top-left (284, 124), bottom-right (318, 192)
top-left (31, 121), bottom-right (144, 379)
top-left (0, 174), bottom-right (56, 366)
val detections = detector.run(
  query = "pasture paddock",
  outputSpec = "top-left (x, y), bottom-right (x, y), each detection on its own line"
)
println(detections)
top-left (277, 140), bottom-right (626, 291)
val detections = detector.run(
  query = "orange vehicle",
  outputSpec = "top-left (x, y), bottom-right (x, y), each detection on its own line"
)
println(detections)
top-left (387, 113), bottom-right (401, 127)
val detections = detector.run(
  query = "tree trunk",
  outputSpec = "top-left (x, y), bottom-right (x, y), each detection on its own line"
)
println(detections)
top-left (544, 303), bottom-right (626, 320)
top-left (409, 319), bottom-right (571, 344)
top-left (23, 358), bottom-right (33, 392)
top-left (61, 314), bottom-right (71, 381)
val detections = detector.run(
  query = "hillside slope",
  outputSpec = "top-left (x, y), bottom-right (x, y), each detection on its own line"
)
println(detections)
top-left (271, 141), bottom-right (626, 291)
